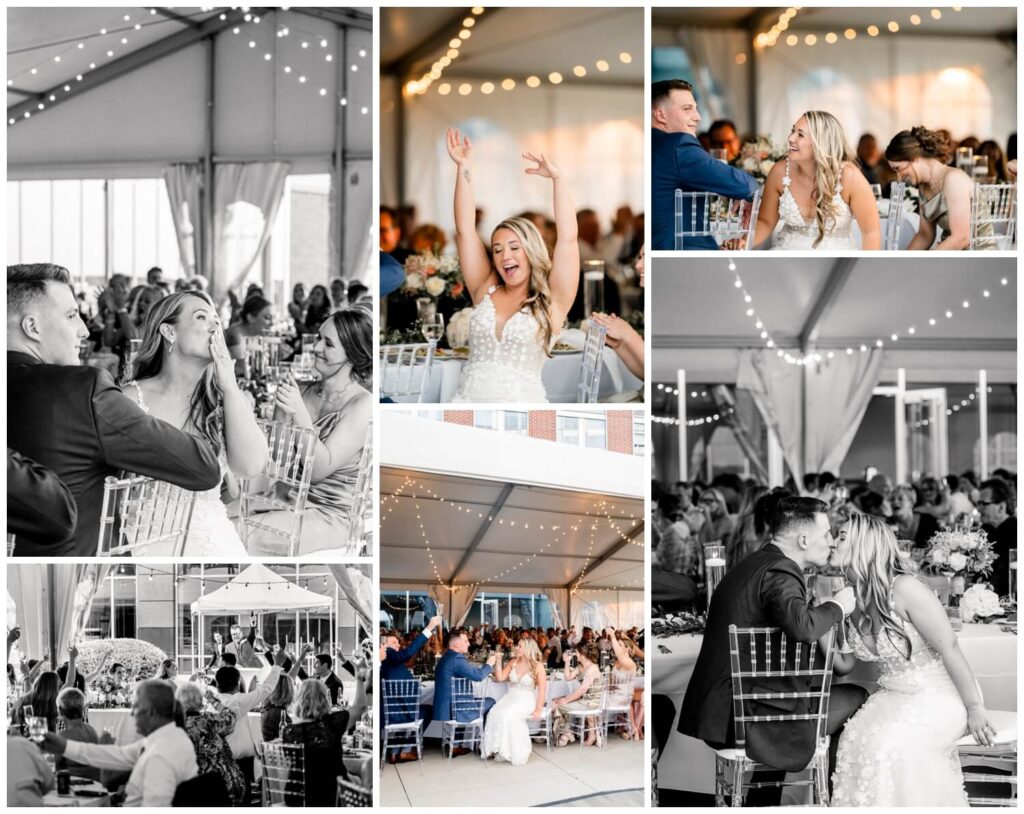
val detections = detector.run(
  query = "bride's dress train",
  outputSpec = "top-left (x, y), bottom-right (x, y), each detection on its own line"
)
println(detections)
top-left (483, 665), bottom-right (539, 766)
top-left (831, 583), bottom-right (969, 806)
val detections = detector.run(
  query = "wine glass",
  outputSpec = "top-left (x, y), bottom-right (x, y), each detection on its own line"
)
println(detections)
top-left (825, 577), bottom-right (855, 654)
top-left (870, 184), bottom-right (883, 201)
top-left (421, 313), bottom-right (444, 345)
top-left (27, 715), bottom-right (46, 743)
top-left (710, 148), bottom-right (728, 163)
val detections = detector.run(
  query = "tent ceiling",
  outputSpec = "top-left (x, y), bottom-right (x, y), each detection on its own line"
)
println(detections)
top-left (381, 467), bottom-right (644, 590)
top-left (652, 7), bottom-right (1016, 37)
top-left (651, 257), bottom-right (1016, 351)
top-left (381, 7), bottom-right (644, 83)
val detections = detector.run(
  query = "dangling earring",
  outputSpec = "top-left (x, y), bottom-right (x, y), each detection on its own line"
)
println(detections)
top-left (168, 336), bottom-right (175, 354)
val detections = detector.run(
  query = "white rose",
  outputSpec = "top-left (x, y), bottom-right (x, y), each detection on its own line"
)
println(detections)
top-left (425, 276), bottom-right (446, 297)
top-left (948, 552), bottom-right (968, 572)
top-left (960, 584), bottom-right (1002, 622)
top-left (760, 159), bottom-right (775, 176)
top-left (931, 548), bottom-right (949, 564)
top-left (405, 272), bottom-right (424, 291)
top-left (446, 307), bottom-right (474, 348)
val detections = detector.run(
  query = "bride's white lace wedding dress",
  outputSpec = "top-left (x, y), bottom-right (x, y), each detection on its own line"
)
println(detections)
top-left (126, 381), bottom-right (248, 558)
top-left (772, 158), bottom-right (857, 250)
top-left (483, 664), bottom-right (540, 766)
top-left (831, 579), bottom-right (969, 806)
top-left (451, 285), bottom-right (548, 403)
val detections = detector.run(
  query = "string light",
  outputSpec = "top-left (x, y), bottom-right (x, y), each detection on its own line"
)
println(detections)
top-left (756, 7), bottom-right (962, 51)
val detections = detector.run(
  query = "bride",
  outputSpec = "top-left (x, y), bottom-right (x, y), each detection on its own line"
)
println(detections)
top-left (828, 514), bottom-right (997, 806)
top-left (753, 111), bottom-right (880, 250)
top-left (445, 127), bottom-right (580, 403)
top-left (124, 290), bottom-right (267, 556)
top-left (483, 638), bottom-right (548, 766)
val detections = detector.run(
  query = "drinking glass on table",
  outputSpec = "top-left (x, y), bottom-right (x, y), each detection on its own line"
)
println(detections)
top-left (870, 184), bottom-right (883, 202)
top-left (421, 313), bottom-right (444, 345)
top-left (956, 146), bottom-right (973, 173)
top-left (703, 543), bottom-right (727, 610)
top-left (710, 148), bottom-right (728, 163)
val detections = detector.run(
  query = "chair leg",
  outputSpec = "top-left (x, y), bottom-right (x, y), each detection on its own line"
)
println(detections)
top-left (814, 750), bottom-right (830, 806)
top-left (714, 756), bottom-right (726, 808)
top-left (731, 760), bottom-right (744, 807)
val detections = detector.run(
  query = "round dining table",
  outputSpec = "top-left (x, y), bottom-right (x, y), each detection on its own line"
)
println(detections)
top-left (652, 622), bottom-right (1017, 796)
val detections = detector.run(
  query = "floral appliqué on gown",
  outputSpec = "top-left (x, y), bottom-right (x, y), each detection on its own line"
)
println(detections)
top-left (483, 664), bottom-right (540, 766)
top-left (831, 578), bottom-right (969, 807)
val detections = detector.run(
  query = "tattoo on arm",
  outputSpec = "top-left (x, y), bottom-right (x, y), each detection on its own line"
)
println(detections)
top-left (462, 168), bottom-right (471, 184)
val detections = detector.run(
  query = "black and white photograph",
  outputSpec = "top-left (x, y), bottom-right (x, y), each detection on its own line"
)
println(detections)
top-left (650, 257), bottom-right (1017, 806)
top-left (7, 7), bottom-right (374, 559)
top-left (6, 562), bottom-right (373, 806)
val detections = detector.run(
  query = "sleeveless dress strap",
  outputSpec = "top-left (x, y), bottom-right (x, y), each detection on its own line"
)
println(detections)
top-left (487, 284), bottom-right (498, 295)
top-left (783, 156), bottom-right (791, 186)
top-left (126, 380), bottom-right (149, 414)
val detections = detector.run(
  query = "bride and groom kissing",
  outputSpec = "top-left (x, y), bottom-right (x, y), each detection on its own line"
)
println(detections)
top-left (681, 496), bottom-right (998, 806)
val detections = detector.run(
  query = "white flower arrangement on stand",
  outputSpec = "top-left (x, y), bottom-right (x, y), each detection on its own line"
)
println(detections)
top-left (959, 584), bottom-right (1004, 623)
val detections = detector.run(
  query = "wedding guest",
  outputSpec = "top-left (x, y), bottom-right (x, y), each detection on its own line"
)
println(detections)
top-left (252, 307), bottom-right (373, 555)
top-left (889, 484), bottom-right (939, 549)
top-left (176, 684), bottom-right (245, 805)
top-left (552, 642), bottom-right (604, 746)
top-left (7, 264), bottom-right (221, 555)
top-left (708, 119), bottom-right (742, 162)
top-left (978, 139), bottom-right (1009, 182)
top-left (146, 266), bottom-right (171, 296)
top-left (654, 493), bottom-right (701, 580)
top-left (605, 628), bottom-right (641, 740)
top-left (347, 281), bottom-right (369, 307)
top-left (696, 487), bottom-right (737, 544)
top-left (329, 277), bottom-right (347, 309)
top-left (409, 223), bottom-right (448, 255)
top-left (886, 127), bottom-right (978, 250)
top-left (380, 206), bottom-right (412, 264)
top-left (7, 736), bottom-right (54, 806)
top-left (41, 680), bottom-right (198, 807)
top-left (726, 484), bottom-right (769, 567)
top-left (13, 671), bottom-right (65, 733)
top-left (944, 474), bottom-right (976, 524)
top-left (312, 654), bottom-right (344, 706)
top-left (301, 284), bottom-right (332, 334)
top-left (282, 671), bottom-right (368, 806)
top-left (651, 79), bottom-right (757, 250)
top-left (224, 625), bottom-right (264, 668)
top-left (156, 660), bottom-right (177, 681)
top-left (261, 648), bottom-right (310, 742)
top-left (979, 478), bottom-right (1015, 596)
top-left (126, 284), bottom-right (165, 329)
top-left (55, 688), bottom-right (100, 781)
top-left (856, 133), bottom-right (883, 185)
top-left (680, 497), bottom-right (861, 804)
top-left (7, 448), bottom-right (77, 548)
top-left (433, 629), bottom-right (498, 755)
top-left (591, 246), bottom-right (644, 382)
top-left (224, 294), bottom-right (274, 362)
top-left (287, 283), bottom-right (307, 335)
top-left (867, 472), bottom-right (894, 501)
top-left (380, 252), bottom-right (404, 297)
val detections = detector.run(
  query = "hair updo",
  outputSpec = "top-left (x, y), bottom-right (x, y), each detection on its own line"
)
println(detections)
top-left (885, 126), bottom-right (953, 164)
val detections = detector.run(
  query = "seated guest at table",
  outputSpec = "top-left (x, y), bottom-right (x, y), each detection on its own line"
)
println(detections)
top-left (857, 489), bottom-right (891, 520)
top-left (433, 628), bottom-right (498, 755)
top-left (287, 283), bottom-right (307, 336)
top-left (379, 252), bottom-right (404, 298)
top-left (679, 497), bottom-right (862, 805)
top-left (651, 79), bottom-right (758, 250)
top-left (156, 659), bottom-right (177, 681)
top-left (7, 448), bottom-right (77, 549)
top-left (590, 246), bottom-right (645, 383)
top-left (347, 282), bottom-right (370, 308)
top-left (224, 294), bottom-right (274, 363)
top-left (41, 680), bottom-right (197, 807)
top-left (605, 628), bottom-right (641, 741)
top-left (175, 683), bottom-right (245, 805)
top-left (885, 127), bottom-right (979, 250)
top-left (7, 264), bottom-right (222, 555)
top-left (725, 484), bottom-right (769, 568)
top-left (979, 478), bottom-right (1016, 596)
top-left (251, 307), bottom-right (373, 555)
top-left (216, 648), bottom-right (286, 803)
top-left (58, 646), bottom-right (111, 694)
top-left (978, 139), bottom-right (1009, 182)
top-left (696, 487), bottom-right (737, 545)
top-left (12, 671), bottom-right (63, 732)
top-left (889, 483), bottom-right (939, 549)
top-left (303, 285), bottom-right (332, 334)
top-left (330, 277), bottom-right (348, 309)
top-left (56, 688), bottom-right (101, 781)
top-left (552, 642), bottom-right (604, 746)
top-left (7, 735), bottom-right (55, 806)
top-left (380, 205), bottom-right (412, 264)
top-left (282, 677), bottom-right (362, 806)
top-left (944, 474), bottom-right (976, 525)
top-left (312, 653), bottom-right (344, 706)
top-left (380, 617), bottom-right (442, 762)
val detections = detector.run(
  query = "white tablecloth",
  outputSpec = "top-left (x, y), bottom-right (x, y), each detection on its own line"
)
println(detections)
top-left (653, 623), bottom-right (1017, 794)
top-left (383, 351), bottom-right (642, 403)
top-left (43, 782), bottom-right (110, 807)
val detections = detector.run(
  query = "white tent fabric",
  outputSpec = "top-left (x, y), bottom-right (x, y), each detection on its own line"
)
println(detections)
top-left (675, 27), bottom-right (751, 133)
top-left (190, 564), bottom-right (331, 615)
top-left (571, 590), bottom-right (644, 630)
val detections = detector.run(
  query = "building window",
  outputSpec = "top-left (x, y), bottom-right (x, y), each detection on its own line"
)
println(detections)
top-left (380, 591), bottom-right (435, 633)
top-left (633, 416), bottom-right (645, 456)
top-left (502, 411), bottom-right (528, 435)
top-left (556, 412), bottom-right (607, 449)
top-left (84, 565), bottom-right (138, 640)
top-left (474, 411), bottom-right (497, 430)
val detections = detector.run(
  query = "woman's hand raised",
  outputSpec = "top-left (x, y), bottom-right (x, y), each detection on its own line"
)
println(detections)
top-left (446, 128), bottom-right (474, 167)
top-left (523, 151), bottom-right (561, 180)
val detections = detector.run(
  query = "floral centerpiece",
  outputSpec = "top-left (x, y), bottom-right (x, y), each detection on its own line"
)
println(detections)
top-left (924, 525), bottom-right (997, 599)
top-left (959, 584), bottom-right (1005, 623)
top-left (403, 252), bottom-right (464, 313)
top-left (733, 136), bottom-right (788, 184)
top-left (652, 610), bottom-right (706, 638)
top-left (446, 307), bottom-right (474, 351)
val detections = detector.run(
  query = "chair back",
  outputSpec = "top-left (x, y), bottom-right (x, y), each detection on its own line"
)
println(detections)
top-left (7, 532), bottom-right (14, 556)
top-left (381, 678), bottom-right (423, 727)
top-left (674, 188), bottom-right (763, 250)
top-left (883, 181), bottom-right (907, 250)
top-left (380, 342), bottom-right (437, 403)
top-left (96, 473), bottom-right (196, 557)
top-left (971, 183), bottom-right (1017, 250)
top-left (727, 625), bottom-right (836, 753)
top-left (337, 777), bottom-right (372, 807)
top-left (346, 421), bottom-right (374, 554)
top-left (261, 741), bottom-right (306, 806)
top-left (605, 668), bottom-right (635, 710)
top-left (577, 671), bottom-right (606, 711)
top-left (577, 322), bottom-right (607, 403)
top-left (239, 419), bottom-right (318, 557)
top-left (172, 772), bottom-right (231, 807)
top-left (450, 676), bottom-right (488, 722)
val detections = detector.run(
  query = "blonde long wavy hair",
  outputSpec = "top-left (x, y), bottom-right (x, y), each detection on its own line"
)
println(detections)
top-left (839, 514), bottom-right (915, 660)
top-left (491, 217), bottom-right (556, 356)
top-left (800, 111), bottom-right (855, 248)
top-left (518, 637), bottom-right (544, 679)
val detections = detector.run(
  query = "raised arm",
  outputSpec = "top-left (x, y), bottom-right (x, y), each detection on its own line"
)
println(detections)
top-left (524, 152), bottom-right (579, 318)
top-left (606, 628), bottom-right (635, 672)
top-left (84, 648), bottom-right (112, 685)
top-left (447, 128), bottom-right (494, 303)
top-left (210, 328), bottom-right (267, 479)
top-left (63, 645), bottom-right (79, 690)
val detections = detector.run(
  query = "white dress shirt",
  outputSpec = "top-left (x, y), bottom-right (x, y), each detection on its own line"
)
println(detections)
top-left (219, 664), bottom-right (282, 759)
top-left (64, 721), bottom-right (197, 807)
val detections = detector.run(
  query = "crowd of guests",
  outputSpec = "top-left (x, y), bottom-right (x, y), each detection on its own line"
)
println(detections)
top-left (6, 626), bottom-right (369, 807)
top-left (7, 262), bottom-right (373, 557)
top-left (653, 467), bottom-right (1017, 605)
top-left (379, 618), bottom-right (645, 763)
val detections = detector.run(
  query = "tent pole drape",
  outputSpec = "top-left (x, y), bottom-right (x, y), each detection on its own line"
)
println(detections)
top-left (202, 35), bottom-right (215, 279)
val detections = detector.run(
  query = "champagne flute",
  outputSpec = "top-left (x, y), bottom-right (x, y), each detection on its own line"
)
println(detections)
top-left (28, 715), bottom-right (46, 743)
top-left (825, 576), bottom-right (855, 654)
top-left (421, 313), bottom-right (444, 345)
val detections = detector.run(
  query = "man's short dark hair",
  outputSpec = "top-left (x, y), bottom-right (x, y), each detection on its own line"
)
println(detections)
top-left (708, 119), bottom-right (737, 135)
top-left (818, 472), bottom-right (837, 489)
top-left (347, 283), bottom-right (368, 304)
top-left (215, 666), bottom-right (241, 693)
top-left (8, 263), bottom-right (72, 314)
top-left (449, 627), bottom-right (469, 643)
top-left (802, 473), bottom-right (819, 492)
top-left (315, 653), bottom-right (333, 670)
top-left (380, 205), bottom-right (398, 223)
top-left (220, 653), bottom-right (237, 667)
top-left (652, 79), bottom-right (693, 109)
top-left (980, 478), bottom-right (1011, 507)
top-left (770, 496), bottom-right (828, 537)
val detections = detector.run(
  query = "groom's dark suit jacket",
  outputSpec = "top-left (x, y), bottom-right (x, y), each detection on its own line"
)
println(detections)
top-left (7, 351), bottom-right (221, 556)
top-left (651, 128), bottom-right (759, 250)
top-left (680, 543), bottom-right (843, 770)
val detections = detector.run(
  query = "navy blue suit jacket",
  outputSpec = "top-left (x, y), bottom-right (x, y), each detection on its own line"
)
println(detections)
top-left (432, 650), bottom-right (492, 723)
top-left (381, 632), bottom-right (429, 683)
top-left (651, 129), bottom-right (759, 250)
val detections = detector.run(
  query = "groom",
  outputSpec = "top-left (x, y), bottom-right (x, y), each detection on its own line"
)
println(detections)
top-left (651, 79), bottom-right (759, 250)
top-left (433, 628), bottom-right (498, 757)
top-left (679, 496), bottom-right (866, 805)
